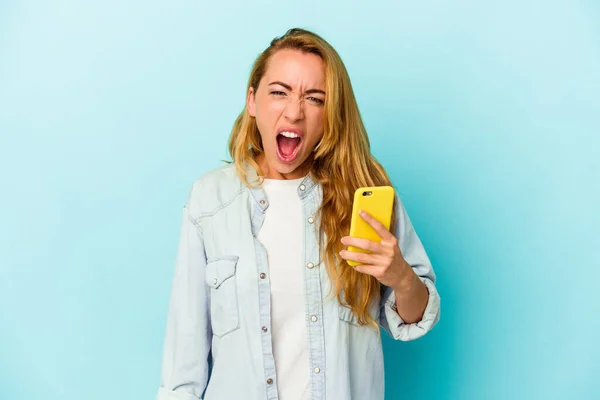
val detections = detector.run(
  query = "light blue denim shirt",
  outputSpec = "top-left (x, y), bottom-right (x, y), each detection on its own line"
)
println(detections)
top-left (156, 163), bottom-right (440, 400)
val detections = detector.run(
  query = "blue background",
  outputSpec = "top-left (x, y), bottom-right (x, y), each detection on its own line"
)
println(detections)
top-left (1, 1), bottom-right (599, 399)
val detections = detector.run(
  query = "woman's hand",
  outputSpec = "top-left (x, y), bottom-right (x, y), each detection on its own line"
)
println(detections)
top-left (339, 210), bottom-right (413, 291)
top-left (339, 209), bottom-right (430, 323)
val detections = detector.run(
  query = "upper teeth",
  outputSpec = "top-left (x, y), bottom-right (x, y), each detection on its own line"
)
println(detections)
top-left (280, 131), bottom-right (300, 138)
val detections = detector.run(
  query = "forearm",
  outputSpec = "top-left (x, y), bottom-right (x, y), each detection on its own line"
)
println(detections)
top-left (392, 266), bottom-right (429, 324)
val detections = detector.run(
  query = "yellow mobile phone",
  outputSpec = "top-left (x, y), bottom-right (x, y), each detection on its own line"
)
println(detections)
top-left (347, 186), bottom-right (395, 267)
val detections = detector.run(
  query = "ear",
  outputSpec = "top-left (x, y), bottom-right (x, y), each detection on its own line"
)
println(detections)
top-left (247, 87), bottom-right (256, 117)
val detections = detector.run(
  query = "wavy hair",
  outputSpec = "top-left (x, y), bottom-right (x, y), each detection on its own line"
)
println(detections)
top-left (228, 28), bottom-right (396, 327)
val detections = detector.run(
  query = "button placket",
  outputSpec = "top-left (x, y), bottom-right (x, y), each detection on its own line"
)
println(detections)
top-left (250, 195), bottom-right (277, 400)
top-left (301, 195), bottom-right (326, 397)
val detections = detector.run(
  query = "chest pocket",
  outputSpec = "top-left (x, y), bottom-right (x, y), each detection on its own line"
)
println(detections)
top-left (205, 257), bottom-right (240, 337)
top-left (338, 299), bottom-right (381, 327)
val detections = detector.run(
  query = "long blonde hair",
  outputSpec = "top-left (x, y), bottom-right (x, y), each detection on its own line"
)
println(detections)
top-left (228, 28), bottom-right (396, 327)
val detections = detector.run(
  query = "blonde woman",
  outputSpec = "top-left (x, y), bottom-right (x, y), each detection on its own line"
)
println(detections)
top-left (157, 28), bottom-right (441, 400)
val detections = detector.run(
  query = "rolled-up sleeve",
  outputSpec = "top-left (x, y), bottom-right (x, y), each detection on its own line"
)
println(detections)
top-left (156, 194), bottom-right (211, 400)
top-left (379, 194), bottom-right (441, 341)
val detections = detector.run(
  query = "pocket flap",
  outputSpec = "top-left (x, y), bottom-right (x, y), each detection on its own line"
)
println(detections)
top-left (339, 305), bottom-right (359, 325)
top-left (338, 300), bottom-right (381, 326)
top-left (205, 257), bottom-right (238, 289)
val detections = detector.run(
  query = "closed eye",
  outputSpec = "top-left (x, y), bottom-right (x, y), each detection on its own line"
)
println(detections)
top-left (270, 91), bottom-right (286, 96)
top-left (308, 97), bottom-right (324, 105)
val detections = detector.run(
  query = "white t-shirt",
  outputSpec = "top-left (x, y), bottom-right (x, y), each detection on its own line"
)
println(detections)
top-left (257, 177), bottom-right (310, 400)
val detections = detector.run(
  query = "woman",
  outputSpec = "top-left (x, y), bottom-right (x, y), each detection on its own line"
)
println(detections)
top-left (157, 28), bottom-right (440, 400)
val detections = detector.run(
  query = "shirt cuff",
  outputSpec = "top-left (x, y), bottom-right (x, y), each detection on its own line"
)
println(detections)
top-left (381, 277), bottom-right (441, 341)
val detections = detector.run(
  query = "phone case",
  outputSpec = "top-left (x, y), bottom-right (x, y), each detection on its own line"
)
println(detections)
top-left (347, 186), bottom-right (395, 267)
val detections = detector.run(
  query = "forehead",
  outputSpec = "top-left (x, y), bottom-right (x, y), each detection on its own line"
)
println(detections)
top-left (263, 49), bottom-right (325, 88)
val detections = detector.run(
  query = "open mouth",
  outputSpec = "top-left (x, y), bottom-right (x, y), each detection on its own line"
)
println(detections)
top-left (276, 131), bottom-right (302, 163)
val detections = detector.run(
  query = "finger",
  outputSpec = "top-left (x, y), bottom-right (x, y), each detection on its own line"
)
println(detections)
top-left (351, 264), bottom-right (371, 275)
top-left (359, 210), bottom-right (395, 242)
top-left (352, 264), bottom-right (384, 278)
top-left (339, 249), bottom-right (383, 266)
top-left (341, 236), bottom-right (386, 254)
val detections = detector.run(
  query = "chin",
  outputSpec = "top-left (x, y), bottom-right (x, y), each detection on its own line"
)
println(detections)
top-left (268, 154), bottom-right (307, 176)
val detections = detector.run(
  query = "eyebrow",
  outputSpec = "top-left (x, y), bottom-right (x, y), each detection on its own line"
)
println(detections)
top-left (268, 81), bottom-right (326, 95)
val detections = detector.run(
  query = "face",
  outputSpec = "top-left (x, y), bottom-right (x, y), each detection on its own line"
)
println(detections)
top-left (247, 49), bottom-right (326, 179)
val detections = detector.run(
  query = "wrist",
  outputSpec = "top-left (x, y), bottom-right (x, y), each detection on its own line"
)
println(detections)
top-left (392, 261), bottom-right (418, 294)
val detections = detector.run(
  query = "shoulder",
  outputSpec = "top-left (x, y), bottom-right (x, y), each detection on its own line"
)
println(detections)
top-left (194, 162), bottom-right (241, 191)
top-left (185, 163), bottom-right (246, 216)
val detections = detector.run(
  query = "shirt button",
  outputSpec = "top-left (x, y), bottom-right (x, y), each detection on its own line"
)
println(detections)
top-left (308, 217), bottom-right (314, 224)
top-left (260, 273), bottom-right (266, 279)
top-left (267, 378), bottom-right (273, 385)
top-left (299, 184), bottom-right (306, 191)
top-left (314, 367), bottom-right (321, 374)
top-left (311, 315), bottom-right (318, 322)
top-left (212, 278), bottom-right (218, 286)
top-left (260, 199), bottom-right (266, 205)
top-left (307, 262), bottom-right (315, 269)
top-left (262, 326), bottom-right (268, 333)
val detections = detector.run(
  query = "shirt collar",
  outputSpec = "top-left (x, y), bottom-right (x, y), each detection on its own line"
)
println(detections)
top-left (243, 160), bottom-right (318, 208)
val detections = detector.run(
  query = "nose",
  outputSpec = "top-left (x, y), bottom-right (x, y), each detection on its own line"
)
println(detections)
top-left (282, 96), bottom-right (304, 122)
